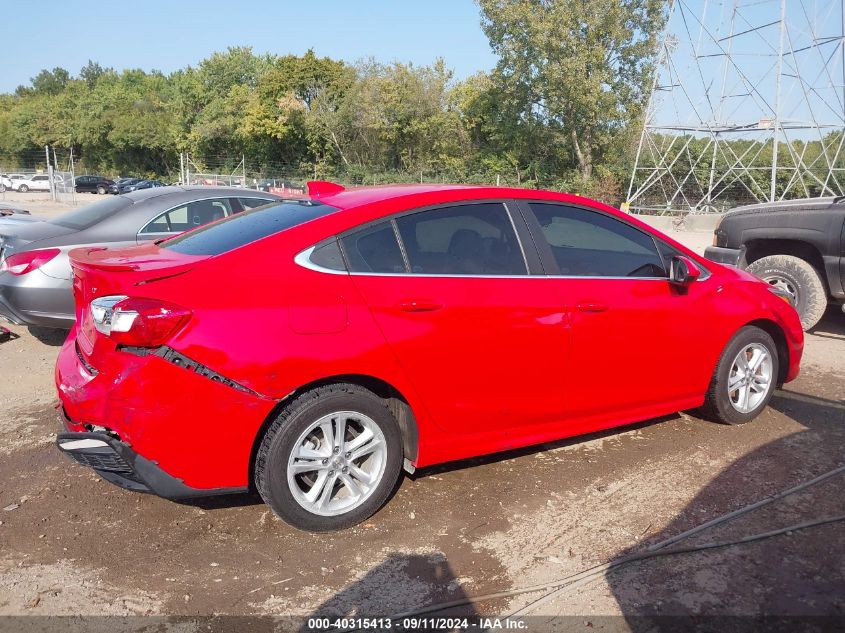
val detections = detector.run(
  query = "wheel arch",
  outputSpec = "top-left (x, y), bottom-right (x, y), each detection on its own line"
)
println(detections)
top-left (743, 238), bottom-right (826, 279)
top-left (247, 374), bottom-right (419, 490)
top-left (743, 318), bottom-right (789, 385)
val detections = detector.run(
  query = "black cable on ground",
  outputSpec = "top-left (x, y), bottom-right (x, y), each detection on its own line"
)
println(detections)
top-left (375, 463), bottom-right (845, 623)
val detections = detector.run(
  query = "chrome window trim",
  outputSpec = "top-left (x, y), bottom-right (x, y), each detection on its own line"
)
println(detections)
top-left (294, 247), bottom-right (675, 281)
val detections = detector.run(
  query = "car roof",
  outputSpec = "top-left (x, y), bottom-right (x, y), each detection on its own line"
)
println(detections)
top-left (121, 185), bottom-right (267, 202)
top-left (310, 183), bottom-right (618, 215)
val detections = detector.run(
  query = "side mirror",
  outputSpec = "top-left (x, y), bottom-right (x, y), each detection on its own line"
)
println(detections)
top-left (670, 255), bottom-right (701, 286)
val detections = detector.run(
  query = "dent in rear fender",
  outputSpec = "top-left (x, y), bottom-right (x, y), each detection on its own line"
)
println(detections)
top-left (57, 344), bottom-right (277, 489)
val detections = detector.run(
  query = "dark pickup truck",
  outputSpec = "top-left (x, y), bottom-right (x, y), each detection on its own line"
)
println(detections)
top-left (704, 196), bottom-right (844, 330)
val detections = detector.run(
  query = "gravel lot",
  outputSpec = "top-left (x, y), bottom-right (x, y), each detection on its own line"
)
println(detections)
top-left (0, 195), bottom-right (843, 623)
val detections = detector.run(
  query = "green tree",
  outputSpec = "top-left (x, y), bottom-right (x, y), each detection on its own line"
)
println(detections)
top-left (478, 0), bottom-right (666, 183)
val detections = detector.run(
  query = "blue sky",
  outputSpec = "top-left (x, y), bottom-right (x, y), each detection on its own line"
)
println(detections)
top-left (2, 0), bottom-right (497, 93)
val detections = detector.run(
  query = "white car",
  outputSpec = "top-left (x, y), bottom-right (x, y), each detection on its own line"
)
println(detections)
top-left (11, 174), bottom-right (59, 192)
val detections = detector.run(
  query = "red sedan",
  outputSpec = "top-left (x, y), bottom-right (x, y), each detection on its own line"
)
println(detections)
top-left (55, 183), bottom-right (803, 531)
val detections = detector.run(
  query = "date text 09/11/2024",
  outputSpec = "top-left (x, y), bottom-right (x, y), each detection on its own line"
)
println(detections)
top-left (306, 617), bottom-right (528, 630)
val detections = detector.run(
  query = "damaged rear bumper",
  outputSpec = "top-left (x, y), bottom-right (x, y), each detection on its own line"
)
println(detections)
top-left (56, 426), bottom-right (248, 499)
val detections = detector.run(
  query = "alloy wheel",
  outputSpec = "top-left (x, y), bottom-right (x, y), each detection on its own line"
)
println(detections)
top-left (727, 343), bottom-right (773, 413)
top-left (286, 411), bottom-right (387, 517)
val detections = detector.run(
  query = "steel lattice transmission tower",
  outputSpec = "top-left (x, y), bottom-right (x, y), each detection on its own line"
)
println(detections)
top-left (627, 0), bottom-right (845, 214)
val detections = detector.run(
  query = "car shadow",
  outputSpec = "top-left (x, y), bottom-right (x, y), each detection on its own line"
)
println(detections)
top-left (180, 415), bottom-right (677, 511)
top-left (300, 552), bottom-right (479, 629)
top-left (604, 386), bottom-right (845, 630)
top-left (415, 415), bottom-right (676, 478)
top-left (807, 307), bottom-right (845, 339)
top-left (27, 325), bottom-right (68, 346)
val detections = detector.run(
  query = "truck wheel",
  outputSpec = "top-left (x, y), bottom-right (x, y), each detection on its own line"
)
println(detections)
top-left (747, 255), bottom-right (827, 330)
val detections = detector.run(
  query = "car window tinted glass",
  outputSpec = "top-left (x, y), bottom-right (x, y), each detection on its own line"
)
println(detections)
top-left (530, 203), bottom-right (666, 277)
top-left (239, 197), bottom-right (273, 210)
top-left (50, 196), bottom-right (132, 230)
top-left (141, 198), bottom-right (233, 235)
top-left (164, 200), bottom-right (338, 256)
top-left (341, 222), bottom-right (405, 273)
top-left (394, 203), bottom-right (526, 275)
top-left (310, 238), bottom-right (346, 271)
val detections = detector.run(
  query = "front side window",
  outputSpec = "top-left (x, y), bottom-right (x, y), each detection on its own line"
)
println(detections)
top-left (394, 203), bottom-right (526, 275)
top-left (529, 203), bottom-right (665, 278)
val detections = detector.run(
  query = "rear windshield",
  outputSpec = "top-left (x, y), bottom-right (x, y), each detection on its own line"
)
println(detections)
top-left (162, 199), bottom-right (338, 256)
top-left (51, 197), bottom-right (132, 230)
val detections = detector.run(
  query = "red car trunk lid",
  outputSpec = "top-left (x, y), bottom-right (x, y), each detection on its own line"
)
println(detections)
top-left (70, 243), bottom-right (207, 361)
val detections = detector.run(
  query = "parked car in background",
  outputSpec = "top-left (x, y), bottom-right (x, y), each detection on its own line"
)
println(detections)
top-left (0, 202), bottom-right (31, 217)
top-left (130, 179), bottom-right (166, 192)
top-left (75, 175), bottom-right (115, 195)
top-left (0, 174), bottom-right (14, 192)
top-left (12, 174), bottom-right (55, 192)
top-left (704, 196), bottom-right (844, 330)
top-left (255, 179), bottom-right (305, 195)
top-left (0, 186), bottom-right (281, 329)
top-left (52, 182), bottom-right (803, 531)
top-left (110, 178), bottom-right (143, 194)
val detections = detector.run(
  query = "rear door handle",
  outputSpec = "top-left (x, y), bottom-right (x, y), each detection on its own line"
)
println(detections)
top-left (399, 300), bottom-right (443, 312)
top-left (576, 302), bottom-right (609, 313)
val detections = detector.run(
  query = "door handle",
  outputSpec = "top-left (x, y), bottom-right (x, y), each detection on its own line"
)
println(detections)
top-left (576, 302), bottom-right (609, 313)
top-left (399, 300), bottom-right (442, 312)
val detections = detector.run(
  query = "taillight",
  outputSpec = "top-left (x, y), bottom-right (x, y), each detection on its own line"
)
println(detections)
top-left (0, 248), bottom-right (60, 275)
top-left (90, 295), bottom-right (191, 347)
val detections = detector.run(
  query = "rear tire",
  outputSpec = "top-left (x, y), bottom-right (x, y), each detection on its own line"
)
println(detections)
top-left (746, 254), bottom-right (827, 330)
top-left (255, 383), bottom-right (403, 532)
top-left (698, 326), bottom-right (779, 425)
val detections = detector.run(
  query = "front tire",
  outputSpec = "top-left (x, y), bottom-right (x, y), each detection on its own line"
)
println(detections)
top-left (97, 185), bottom-right (107, 195)
top-left (698, 326), bottom-right (779, 425)
top-left (17, 184), bottom-right (28, 193)
top-left (746, 254), bottom-right (827, 330)
top-left (255, 383), bottom-right (403, 532)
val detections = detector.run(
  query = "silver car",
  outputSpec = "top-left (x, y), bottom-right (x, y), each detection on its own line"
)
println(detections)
top-left (0, 186), bottom-right (281, 329)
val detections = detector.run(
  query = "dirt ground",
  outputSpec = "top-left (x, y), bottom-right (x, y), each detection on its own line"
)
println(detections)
top-left (0, 198), bottom-right (843, 627)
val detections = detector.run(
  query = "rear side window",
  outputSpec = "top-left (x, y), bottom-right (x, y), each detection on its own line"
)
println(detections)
top-left (239, 197), bottom-right (274, 210)
top-left (529, 203), bottom-right (666, 278)
top-left (309, 238), bottom-right (346, 271)
top-left (163, 200), bottom-right (338, 256)
top-left (395, 203), bottom-right (527, 275)
top-left (141, 198), bottom-right (232, 234)
top-left (341, 221), bottom-right (405, 273)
